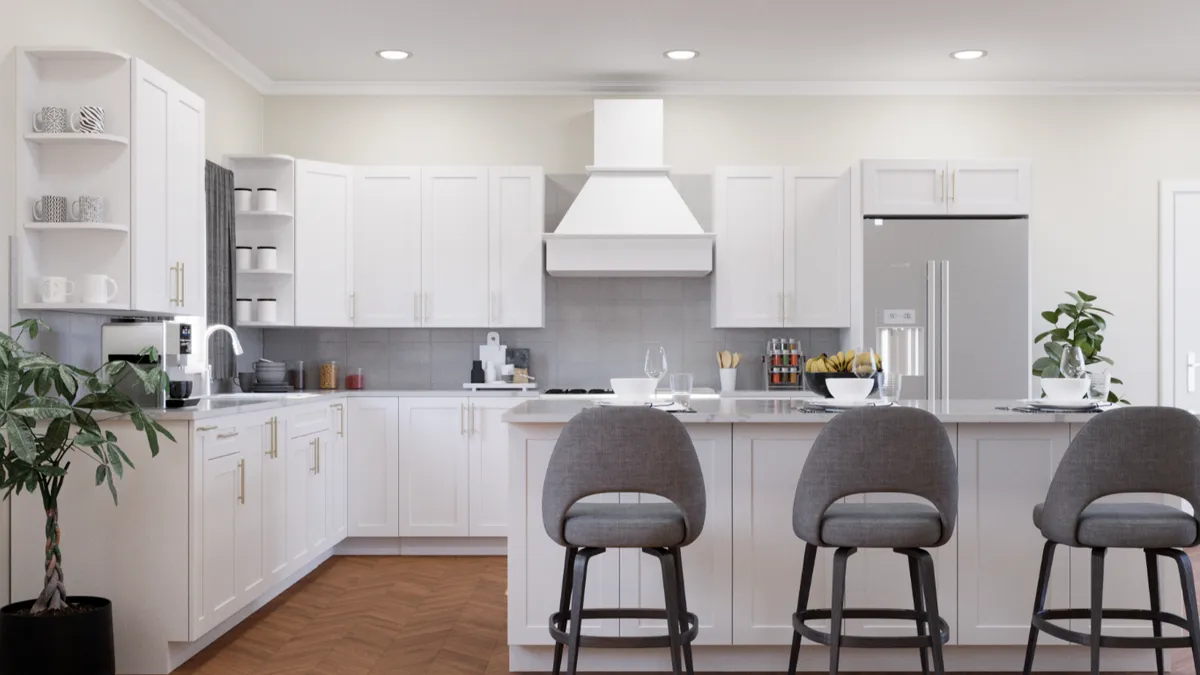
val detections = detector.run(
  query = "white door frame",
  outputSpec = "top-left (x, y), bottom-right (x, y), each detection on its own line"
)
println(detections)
top-left (1158, 181), bottom-right (1200, 406)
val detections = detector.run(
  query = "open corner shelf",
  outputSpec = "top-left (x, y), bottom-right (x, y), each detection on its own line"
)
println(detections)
top-left (24, 221), bottom-right (129, 233)
top-left (238, 269), bottom-right (294, 277)
top-left (24, 132), bottom-right (129, 147)
top-left (24, 48), bottom-right (130, 62)
top-left (236, 211), bottom-right (294, 224)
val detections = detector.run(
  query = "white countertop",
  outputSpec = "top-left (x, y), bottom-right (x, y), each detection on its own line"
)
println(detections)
top-left (502, 398), bottom-right (1114, 424)
top-left (146, 389), bottom-right (540, 421)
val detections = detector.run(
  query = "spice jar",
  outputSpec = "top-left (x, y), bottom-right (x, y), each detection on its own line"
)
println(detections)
top-left (319, 361), bottom-right (338, 390)
top-left (346, 368), bottom-right (365, 390)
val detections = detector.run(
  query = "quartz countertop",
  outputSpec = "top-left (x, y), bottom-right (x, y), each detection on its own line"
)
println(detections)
top-left (502, 398), bottom-right (1115, 424)
top-left (146, 389), bottom-right (540, 421)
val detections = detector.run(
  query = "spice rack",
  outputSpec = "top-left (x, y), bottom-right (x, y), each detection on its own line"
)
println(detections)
top-left (764, 337), bottom-right (806, 391)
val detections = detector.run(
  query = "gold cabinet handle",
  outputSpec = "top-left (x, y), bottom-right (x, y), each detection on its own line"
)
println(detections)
top-left (170, 264), bottom-right (180, 305)
top-left (217, 430), bottom-right (239, 439)
top-left (180, 261), bottom-right (185, 306)
top-left (310, 438), bottom-right (317, 473)
top-left (951, 170), bottom-right (957, 203)
top-left (938, 170), bottom-right (945, 202)
top-left (424, 292), bottom-right (430, 322)
top-left (316, 437), bottom-right (321, 474)
top-left (237, 458), bottom-right (245, 504)
top-left (332, 404), bottom-right (345, 437)
top-left (414, 293), bottom-right (420, 322)
top-left (197, 425), bottom-right (218, 432)
top-left (469, 402), bottom-right (476, 435)
top-left (267, 417), bottom-right (278, 458)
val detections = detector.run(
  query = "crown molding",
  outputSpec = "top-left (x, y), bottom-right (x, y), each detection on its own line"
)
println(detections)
top-left (137, 0), bottom-right (272, 93)
top-left (265, 79), bottom-right (1200, 97)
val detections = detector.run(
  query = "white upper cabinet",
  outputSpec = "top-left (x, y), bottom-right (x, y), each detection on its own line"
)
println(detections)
top-left (421, 168), bottom-right (490, 327)
top-left (488, 167), bottom-right (545, 328)
top-left (712, 167), bottom-right (785, 328)
top-left (783, 169), bottom-right (852, 328)
top-left (863, 158), bottom-right (1031, 217)
top-left (947, 159), bottom-right (1032, 216)
top-left (295, 160), bottom-right (354, 326)
top-left (132, 59), bottom-right (205, 315)
top-left (353, 167), bottom-right (422, 327)
top-left (713, 167), bottom-right (852, 328)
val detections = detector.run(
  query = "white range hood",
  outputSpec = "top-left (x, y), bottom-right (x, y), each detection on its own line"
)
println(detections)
top-left (544, 99), bottom-right (714, 277)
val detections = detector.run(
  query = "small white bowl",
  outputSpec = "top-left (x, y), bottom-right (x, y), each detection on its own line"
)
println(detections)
top-left (1040, 377), bottom-right (1089, 401)
top-left (825, 378), bottom-right (875, 401)
top-left (610, 377), bottom-right (658, 402)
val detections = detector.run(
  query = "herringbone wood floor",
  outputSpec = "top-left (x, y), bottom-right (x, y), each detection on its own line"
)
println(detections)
top-left (174, 555), bottom-right (1196, 675)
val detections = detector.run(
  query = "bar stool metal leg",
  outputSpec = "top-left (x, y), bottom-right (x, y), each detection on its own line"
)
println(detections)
top-left (1090, 548), bottom-right (1106, 675)
top-left (1022, 541), bottom-right (1057, 675)
top-left (915, 549), bottom-right (946, 675)
top-left (1171, 550), bottom-right (1200, 675)
top-left (552, 547), bottom-right (578, 675)
top-left (565, 547), bottom-right (600, 675)
top-left (671, 547), bottom-right (695, 675)
top-left (828, 547), bottom-right (853, 675)
top-left (788, 544), bottom-right (818, 675)
top-left (908, 555), bottom-right (930, 675)
top-left (1146, 550), bottom-right (1164, 675)
top-left (659, 548), bottom-right (685, 675)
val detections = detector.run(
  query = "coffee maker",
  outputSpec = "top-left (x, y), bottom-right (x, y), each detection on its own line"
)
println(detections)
top-left (100, 320), bottom-right (194, 408)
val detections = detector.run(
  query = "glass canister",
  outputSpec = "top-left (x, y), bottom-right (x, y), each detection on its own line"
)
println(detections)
top-left (346, 367), bottom-right (365, 390)
top-left (319, 361), bottom-right (338, 390)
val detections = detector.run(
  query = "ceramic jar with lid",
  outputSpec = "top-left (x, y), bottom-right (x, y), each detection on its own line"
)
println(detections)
top-left (256, 246), bottom-right (277, 270)
top-left (256, 188), bottom-right (277, 212)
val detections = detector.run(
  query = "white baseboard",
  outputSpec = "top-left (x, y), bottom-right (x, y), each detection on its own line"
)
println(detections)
top-left (335, 536), bottom-right (507, 556)
top-left (166, 549), bottom-right (334, 671)
top-left (509, 645), bottom-right (1159, 672)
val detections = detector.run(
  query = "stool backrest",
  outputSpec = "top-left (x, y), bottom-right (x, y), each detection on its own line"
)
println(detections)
top-left (1040, 406), bottom-right (1200, 546)
top-left (793, 406), bottom-right (957, 546)
top-left (542, 406), bottom-right (706, 547)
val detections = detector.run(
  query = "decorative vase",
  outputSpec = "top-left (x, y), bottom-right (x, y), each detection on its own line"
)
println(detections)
top-left (0, 596), bottom-right (115, 675)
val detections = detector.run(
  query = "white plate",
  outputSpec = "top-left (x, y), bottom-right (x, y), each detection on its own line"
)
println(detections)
top-left (1020, 398), bottom-right (1103, 410)
top-left (806, 399), bottom-right (894, 409)
top-left (597, 399), bottom-right (653, 407)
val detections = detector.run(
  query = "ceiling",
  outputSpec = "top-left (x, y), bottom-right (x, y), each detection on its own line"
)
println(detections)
top-left (162, 0), bottom-right (1200, 93)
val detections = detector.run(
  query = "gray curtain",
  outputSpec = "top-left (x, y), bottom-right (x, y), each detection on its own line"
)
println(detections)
top-left (205, 161), bottom-right (236, 381)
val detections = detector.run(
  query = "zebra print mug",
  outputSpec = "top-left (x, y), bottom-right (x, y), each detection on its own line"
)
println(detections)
top-left (70, 106), bottom-right (104, 134)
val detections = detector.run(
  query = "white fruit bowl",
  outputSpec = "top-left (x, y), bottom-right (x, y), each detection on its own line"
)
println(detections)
top-left (825, 378), bottom-right (875, 401)
top-left (1040, 377), bottom-right (1089, 401)
top-left (610, 378), bottom-right (658, 402)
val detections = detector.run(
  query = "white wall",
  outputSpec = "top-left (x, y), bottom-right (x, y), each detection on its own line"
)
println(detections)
top-left (0, 0), bottom-right (265, 604)
top-left (265, 94), bottom-right (1200, 405)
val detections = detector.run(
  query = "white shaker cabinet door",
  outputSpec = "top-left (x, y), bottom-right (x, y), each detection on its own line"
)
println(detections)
top-left (195, 450), bottom-right (239, 636)
top-left (731, 424), bottom-right (834, 645)
top-left (296, 160), bottom-right (354, 327)
top-left (619, 425), bottom-right (733, 645)
top-left (353, 167), bottom-right (422, 327)
top-left (131, 59), bottom-right (175, 314)
top-left (862, 159), bottom-right (948, 217)
top-left (347, 398), bottom-right (400, 537)
top-left (467, 398), bottom-right (523, 537)
top-left (284, 433), bottom-right (313, 570)
top-left (397, 398), bottom-right (470, 536)
top-left (421, 168), bottom-right (489, 327)
top-left (947, 159), bottom-right (1031, 216)
top-left (167, 83), bottom-right (206, 316)
top-left (712, 167), bottom-right (785, 328)
top-left (956, 423), bottom-right (1071, 645)
top-left (261, 415), bottom-right (288, 585)
top-left (783, 168), bottom-right (852, 328)
top-left (488, 167), bottom-right (544, 328)
top-left (307, 432), bottom-right (331, 554)
top-left (328, 404), bottom-right (348, 543)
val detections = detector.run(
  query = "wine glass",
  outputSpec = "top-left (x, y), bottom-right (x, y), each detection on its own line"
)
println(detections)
top-left (645, 344), bottom-right (668, 383)
top-left (853, 348), bottom-right (878, 380)
top-left (1059, 346), bottom-right (1088, 380)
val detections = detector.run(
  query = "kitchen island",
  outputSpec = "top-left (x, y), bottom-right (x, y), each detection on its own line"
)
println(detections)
top-left (503, 399), bottom-right (1177, 672)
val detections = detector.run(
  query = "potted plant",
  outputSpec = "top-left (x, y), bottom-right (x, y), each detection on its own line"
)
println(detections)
top-left (0, 319), bottom-right (175, 675)
top-left (1032, 290), bottom-right (1126, 403)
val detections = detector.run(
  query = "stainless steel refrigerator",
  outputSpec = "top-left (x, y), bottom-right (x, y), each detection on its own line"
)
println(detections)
top-left (864, 218), bottom-right (1030, 400)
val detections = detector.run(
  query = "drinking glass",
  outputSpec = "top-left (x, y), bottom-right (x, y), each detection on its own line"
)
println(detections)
top-left (853, 348), bottom-right (878, 379)
top-left (645, 344), bottom-right (668, 382)
top-left (670, 373), bottom-right (694, 408)
top-left (1059, 346), bottom-right (1088, 380)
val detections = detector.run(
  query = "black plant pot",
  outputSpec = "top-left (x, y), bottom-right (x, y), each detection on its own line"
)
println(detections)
top-left (0, 596), bottom-right (115, 675)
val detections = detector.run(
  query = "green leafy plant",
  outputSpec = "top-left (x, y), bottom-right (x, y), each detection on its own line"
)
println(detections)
top-left (0, 319), bottom-right (175, 614)
top-left (1032, 290), bottom-right (1125, 403)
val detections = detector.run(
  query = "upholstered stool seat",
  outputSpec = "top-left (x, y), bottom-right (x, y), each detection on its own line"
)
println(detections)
top-left (1033, 502), bottom-right (1198, 549)
top-left (563, 503), bottom-right (687, 548)
top-left (817, 503), bottom-right (945, 549)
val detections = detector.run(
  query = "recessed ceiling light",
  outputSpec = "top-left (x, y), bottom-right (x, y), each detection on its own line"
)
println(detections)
top-left (376, 50), bottom-right (412, 61)
top-left (950, 49), bottom-right (987, 60)
top-left (664, 49), bottom-right (699, 61)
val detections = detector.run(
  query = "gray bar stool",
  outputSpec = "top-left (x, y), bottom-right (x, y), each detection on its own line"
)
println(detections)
top-left (788, 406), bottom-right (958, 675)
top-left (542, 407), bottom-right (706, 675)
top-left (1022, 406), bottom-right (1200, 675)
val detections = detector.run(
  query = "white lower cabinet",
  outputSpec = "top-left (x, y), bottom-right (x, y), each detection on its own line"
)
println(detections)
top-left (285, 431), bottom-right (313, 568)
top-left (307, 431), bottom-right (331, 553)
top-left (398, 397), bottom-right (471, 536)
top-left (261, 415), bottom-right (288, 584)
top-left (328, 404), bottom-right (349, 543)
top-left (348, 398), bottom-right (400, 536)
top-left (468, 398), bottom-right (523, 536)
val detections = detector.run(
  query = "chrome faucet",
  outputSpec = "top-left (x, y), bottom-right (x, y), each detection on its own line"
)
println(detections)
top-left (202, 324), bottom-right (244, 396)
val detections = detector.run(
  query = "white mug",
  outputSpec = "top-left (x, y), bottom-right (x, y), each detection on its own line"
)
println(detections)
top-left (81, 274), bottom-right (118, 304)
top-left (39, 277), bottom-right (74, 304)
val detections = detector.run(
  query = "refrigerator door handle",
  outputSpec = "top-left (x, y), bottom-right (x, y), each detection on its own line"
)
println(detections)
top-left (927, 260), bottom-right (938, 399)
top-left (941, 260), bottom-right (951, 401)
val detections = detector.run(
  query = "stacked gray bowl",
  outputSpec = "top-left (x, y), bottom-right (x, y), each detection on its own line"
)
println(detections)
top-left (253, 360), bottom-right (288, 385)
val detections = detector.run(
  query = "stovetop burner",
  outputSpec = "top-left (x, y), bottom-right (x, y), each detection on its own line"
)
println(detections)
top-left (543, 388), bottom-right (615, 396)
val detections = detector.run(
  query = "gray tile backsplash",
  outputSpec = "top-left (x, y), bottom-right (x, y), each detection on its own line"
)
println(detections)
top-left (261, 277), bottom-right (841, 391)
top-left (260, 173), bottom-right (842, 391)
